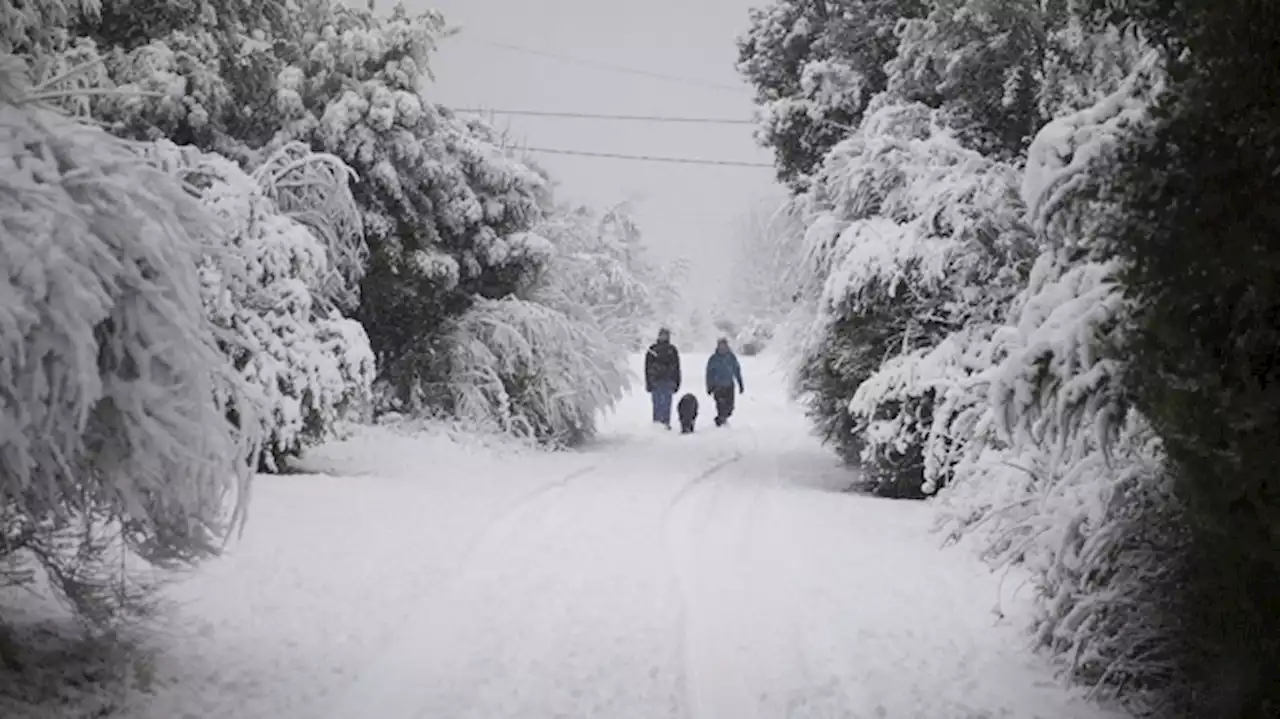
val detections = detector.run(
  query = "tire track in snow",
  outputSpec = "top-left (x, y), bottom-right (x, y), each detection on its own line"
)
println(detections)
top-left (427, 446), bottom-right (740, 719)
top-left (449, 425), bottom-right (661, 560)
top-left (663, 451), bottom-right (744, 518)
top-left (329, 442), bottom-right (737, 719)
top-left (454, 462), bottom-right (599, 564)
top-left (659, 450), bottom-right (744, 719)
top-left (750, 487), bottom-right (857, 715)
top-left (325, 460), bottom-right (600, 715)
top-left (664, 443), bottom-right (821, 719)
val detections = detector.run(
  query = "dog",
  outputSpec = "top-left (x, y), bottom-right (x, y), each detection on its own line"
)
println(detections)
top-left (676, 393), bottom-right (699, 434)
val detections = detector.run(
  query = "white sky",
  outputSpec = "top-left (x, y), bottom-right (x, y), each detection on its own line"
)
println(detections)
top-left (403, 0), bottom-right (785, 308)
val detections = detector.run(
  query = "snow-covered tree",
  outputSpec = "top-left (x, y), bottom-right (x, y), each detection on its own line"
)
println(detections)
top-left (888, 0), bottom-right (1151, 154)
top-left (740, 1), bottom-right (1276, 713)
top-left (1076, 1), bottom-right (1280, 713)
top-left (887, 0), bottom-right (1048, 157)
top-left (649, 257), bottom-right (691, 339)
top-left (530, 202), bottom-right (658, 349)
top-left (0, 55), bottom-right (256, 622)
top-left (6, 0), bottom-right (295, 162)
top-left (931, 55), bottom-right (1173, 709)
top-left (440, 198), bottom-right (662, 446)
top-left (725, 195), bottom-right (805, 351)
top-left (788, 101), bottom-right (1033, 495)
top-left (446, 296), bottom-right (628, 447)
top-left (269, 3), bottom-right (547, 412)
top-left (0, 0), bottom-right (110, 59)
top-left (142, 140), bottom-right (375, 471)
top-left (1034, 5), bottom-right (1148, 120)
top-left (737, 0), bottom-right (926, 191)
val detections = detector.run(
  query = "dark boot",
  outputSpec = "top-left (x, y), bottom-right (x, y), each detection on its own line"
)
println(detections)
top-left (712, 386), bottom-right (735, 426)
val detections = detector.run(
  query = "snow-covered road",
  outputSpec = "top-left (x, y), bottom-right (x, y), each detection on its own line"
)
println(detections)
top-left (120, 353), bottom-right (1121, 719)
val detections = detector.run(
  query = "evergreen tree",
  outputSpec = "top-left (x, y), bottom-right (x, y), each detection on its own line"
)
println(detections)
top-left (1091, 0), bottom-right (1280, 714)
top-left (888, 0), bottom-right (1049, 157)
top-left (736, 0), bottom-right (926, 192)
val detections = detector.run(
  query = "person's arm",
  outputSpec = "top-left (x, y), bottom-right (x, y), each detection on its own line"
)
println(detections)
top-left (643, 348), bottom-right (654, 392)
top-left (733, 355), bottom-right (744, 393)
top-left (672, 348), bottom-right (682, 391)
top-left (705, 357), bottom-right (714, 394)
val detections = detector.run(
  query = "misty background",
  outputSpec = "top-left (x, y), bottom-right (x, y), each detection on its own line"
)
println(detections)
top-left (412, 0), bottom-right (786, 311)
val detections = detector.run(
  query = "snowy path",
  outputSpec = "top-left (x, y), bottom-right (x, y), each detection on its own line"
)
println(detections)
top-left (119, 354), bottom-right (1120, 719)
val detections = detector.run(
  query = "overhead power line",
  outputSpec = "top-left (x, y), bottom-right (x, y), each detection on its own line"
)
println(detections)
top-left (451, 107), bottom-right (756, 125)
top-left (519, 145), bottom-right (773, 168)
top-left (458, 36), bottom-right (750, 95)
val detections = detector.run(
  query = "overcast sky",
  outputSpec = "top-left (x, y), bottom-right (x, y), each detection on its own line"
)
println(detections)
top-left (404, 0), bottom-right (785, 309)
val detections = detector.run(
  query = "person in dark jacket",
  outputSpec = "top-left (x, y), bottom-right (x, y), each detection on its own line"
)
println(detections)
top-left (705, 338), bottom-right (744, 427)
top-left (644, 328), bottom-right (682, 428)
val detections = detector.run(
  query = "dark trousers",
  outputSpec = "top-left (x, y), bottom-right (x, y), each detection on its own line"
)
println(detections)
top-left (711, 386), bottom-right (736, 424)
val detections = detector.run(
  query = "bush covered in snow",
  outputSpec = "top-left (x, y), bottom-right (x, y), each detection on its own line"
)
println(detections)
top-left (1082, 2), bottom-right (1280, 713)
top-left (787, 100), bottom-right (1033, 497)
top-left (12, 0), bottom-right (652, 449)
top-left (143, 141), bottom-right (375, 471)
top-left (732, 317), bottom-right (775, 357)
top-left (740, 0), bottom-right (1280, 715)
top-left (530, 201), bottom-right (661, 350)
top-left (447, 297), bottom-right (627, 446)
top-left (0, 56), bottom-right (255, 625)
top-left (439, 198), bottom-right (660, 445)
top-left (931, 61), bottom-right (1174, 706)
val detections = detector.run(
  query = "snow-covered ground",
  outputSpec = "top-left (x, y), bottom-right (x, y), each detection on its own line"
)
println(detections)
top-left (64, 352), bottom-right (1118, 719)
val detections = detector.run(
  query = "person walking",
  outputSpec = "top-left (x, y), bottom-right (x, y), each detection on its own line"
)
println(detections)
top-left (705, 338), bottom-right (744, 427)
top-left (644, 328), bottom-right (682, 429)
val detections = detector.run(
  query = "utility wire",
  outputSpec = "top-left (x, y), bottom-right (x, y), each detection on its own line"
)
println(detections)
top-left (451, 107), bottom-right (755, 125)
top-left (458, 36), bottom-right (750, 94)
top-left (520, 145), bottom-right (773, 168)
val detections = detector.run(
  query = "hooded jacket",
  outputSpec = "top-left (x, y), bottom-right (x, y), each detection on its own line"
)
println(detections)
top-left (645, 340), bottom-right (681, 392)
top-left (706, 350), bottom-right (743, 392)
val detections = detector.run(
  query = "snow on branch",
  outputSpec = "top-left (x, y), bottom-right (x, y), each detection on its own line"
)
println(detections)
top-left (169, 144), bottom-right (375, 471)
top-left (930, 56), bottom-right (1177, 702)
top-left (122, 136), bottom-right (375, 471)
top-left (447, 297), bottom-right (629, 447)
top-left (797, 102), bottom-right (1028, 328)
top-left (529, 203), bottom-right (658, 350)
top-left (253, 140), bottom-right (367, 311)
top-left (0, 54), bottom-right (255, 586)
top-left (1022, 48), bottom-right (1163, 241)
top-left (782, 99), bottom-right (1033, 493)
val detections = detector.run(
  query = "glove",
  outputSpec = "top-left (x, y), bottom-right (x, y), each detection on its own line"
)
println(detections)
top-left (706, 388), bottom-right (713, 396)
top-left (739, 387), bottom-right (745, 395)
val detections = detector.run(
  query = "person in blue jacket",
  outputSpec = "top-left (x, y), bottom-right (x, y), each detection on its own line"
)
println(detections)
top-left (644, 328), bottom-right (682, 428)
top-left (705, 338), bottom-right (744, 427)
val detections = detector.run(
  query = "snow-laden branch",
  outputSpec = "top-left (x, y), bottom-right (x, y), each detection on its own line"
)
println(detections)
top-left (447, 297), bottom-right (629, 446)
top-left (253, 141), bottom-right (367, 310)
top-left (0, 55), bottom-right (256, 589)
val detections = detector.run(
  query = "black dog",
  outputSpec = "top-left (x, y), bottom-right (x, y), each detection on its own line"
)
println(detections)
top-left (677, 393), bottom-right (699, 434)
